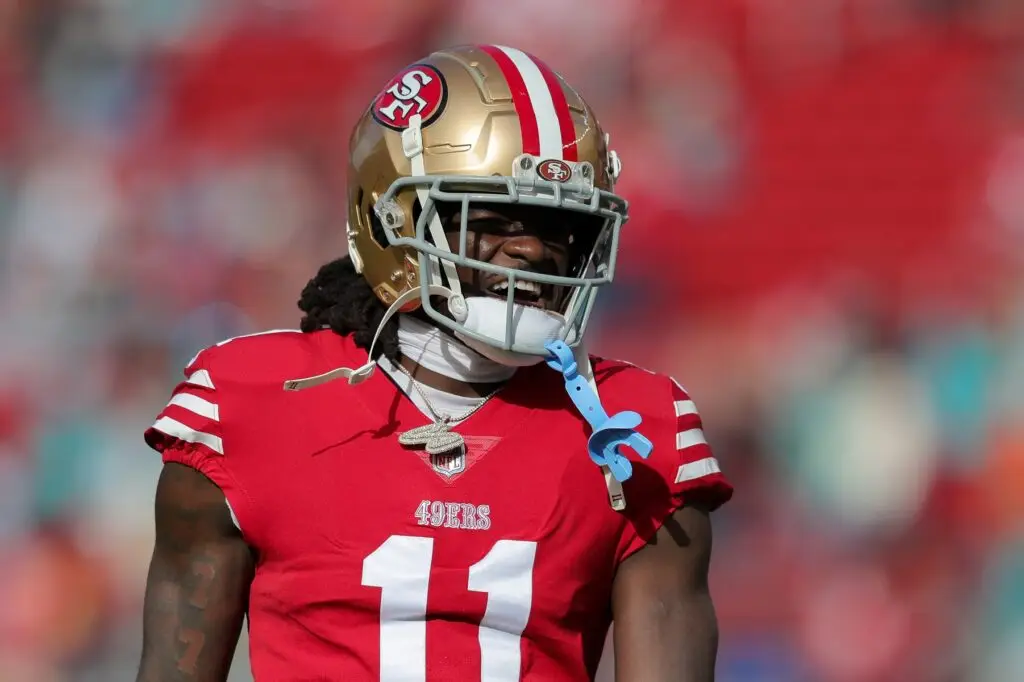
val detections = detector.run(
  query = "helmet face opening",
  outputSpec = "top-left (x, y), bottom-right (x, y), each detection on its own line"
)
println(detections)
top-left (373, 165), bottom-right (627, 354)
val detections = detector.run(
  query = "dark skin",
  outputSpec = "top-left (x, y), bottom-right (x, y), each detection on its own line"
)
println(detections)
top-left (138, 204), bottom-right (719, 681)
top-left (137, 463), bottom-right (254, 682)
top-left (612, 503), bottom-right (718, 682)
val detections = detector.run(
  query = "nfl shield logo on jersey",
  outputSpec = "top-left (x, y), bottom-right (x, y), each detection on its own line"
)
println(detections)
top-left (413, 436), bottom-right (502, 483)
top-left (431, 448), bottom-right (466, 478)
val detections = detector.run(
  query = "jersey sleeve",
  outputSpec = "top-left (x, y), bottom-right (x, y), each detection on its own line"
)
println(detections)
top-left (616, 378), bottom-right (733, 563)
top-left (144, 347), bottom-right (253, 532)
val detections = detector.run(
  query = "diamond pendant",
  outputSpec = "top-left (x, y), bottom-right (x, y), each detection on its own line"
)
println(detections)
top-left (398, 421), bottom-right (465, 455)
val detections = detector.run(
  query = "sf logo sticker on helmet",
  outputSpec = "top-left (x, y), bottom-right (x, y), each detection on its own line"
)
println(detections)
top-left (372, 64), bottom-right (448, 131)
top-left (538, 159), bottom-right (573, 183)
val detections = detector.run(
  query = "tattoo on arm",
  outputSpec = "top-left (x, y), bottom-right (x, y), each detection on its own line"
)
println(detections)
top-left (189, 560), bottom-right (217, 609)
top-left (137, 463), bottom-right (255, 682)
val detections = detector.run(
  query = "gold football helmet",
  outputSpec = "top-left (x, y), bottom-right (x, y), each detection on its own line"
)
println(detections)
top-left (346, 44), bottom-right (627, 357)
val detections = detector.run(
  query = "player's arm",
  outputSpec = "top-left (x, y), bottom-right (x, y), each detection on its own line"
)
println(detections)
top-left (611, 502), bottom-right (718, 682)
top-left (137, 462), bottom-right (255, 682)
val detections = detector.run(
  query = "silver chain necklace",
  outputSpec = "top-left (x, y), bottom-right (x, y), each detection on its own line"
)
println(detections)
top-left (392, 361), bottom-right (502, 455)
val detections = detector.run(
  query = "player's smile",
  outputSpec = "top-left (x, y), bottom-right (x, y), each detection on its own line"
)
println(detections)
top-left (443, 205), bottom-right (571, 311)
top-left (478, 271), bottom-right (556, 309)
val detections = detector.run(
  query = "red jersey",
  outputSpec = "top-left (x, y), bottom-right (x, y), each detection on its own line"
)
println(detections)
top-left (144, 329), bottom-right (732, 681)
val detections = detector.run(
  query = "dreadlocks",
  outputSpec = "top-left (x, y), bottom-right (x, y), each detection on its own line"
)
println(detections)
top-left (297, 256), bottom-right (400, 362)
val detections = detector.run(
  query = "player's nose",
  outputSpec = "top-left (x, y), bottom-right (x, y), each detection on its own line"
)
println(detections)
top-left (498, 233), bottom-right (546, 264)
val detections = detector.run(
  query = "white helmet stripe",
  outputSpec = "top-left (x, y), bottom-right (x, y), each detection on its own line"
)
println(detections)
top-left (494, 45), bottom-right (564, 159)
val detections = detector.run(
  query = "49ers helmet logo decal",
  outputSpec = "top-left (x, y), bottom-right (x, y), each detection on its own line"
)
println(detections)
top-left (538, 159), bottom-right (572, 183)
top-left (372, 64), bottom-right (448, 131)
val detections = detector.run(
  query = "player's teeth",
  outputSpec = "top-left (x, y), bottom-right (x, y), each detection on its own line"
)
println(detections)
top-left (488, 280), bottom-right (541, 296)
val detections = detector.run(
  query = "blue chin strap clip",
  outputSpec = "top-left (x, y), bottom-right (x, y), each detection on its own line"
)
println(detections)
top-left (544, 341), bottom-right (653, 482)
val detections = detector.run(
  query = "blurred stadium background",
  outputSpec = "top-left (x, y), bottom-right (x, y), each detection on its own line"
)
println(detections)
top-left (1, 0), bottom-right (1023, 680)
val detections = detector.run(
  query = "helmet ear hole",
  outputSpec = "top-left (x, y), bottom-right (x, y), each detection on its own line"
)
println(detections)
top-left (411, 199), bottom-right (423, 233)
top-left (368, 212), bottom-right (390, 251)
top-left (357, 187), bottom-right (393, 252)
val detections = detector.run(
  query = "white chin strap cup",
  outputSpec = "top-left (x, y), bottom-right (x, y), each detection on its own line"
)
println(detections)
top-left (453, 296), bottom-right (567, 367)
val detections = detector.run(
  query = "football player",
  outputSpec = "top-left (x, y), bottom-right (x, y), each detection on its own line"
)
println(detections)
top-left (137, 45), bottom-right (732, 682)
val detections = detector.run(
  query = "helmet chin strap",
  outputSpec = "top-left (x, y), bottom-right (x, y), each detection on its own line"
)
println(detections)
top-left (283, 285), bottom-right (449, 391)
top-left (402, 114), bottom-right (464, 304)
top-left (574, 344), bottom-right (627, 511)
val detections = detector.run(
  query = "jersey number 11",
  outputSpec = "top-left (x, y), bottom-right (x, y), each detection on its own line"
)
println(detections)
top-left (362, 534), bottom-right (537, 681)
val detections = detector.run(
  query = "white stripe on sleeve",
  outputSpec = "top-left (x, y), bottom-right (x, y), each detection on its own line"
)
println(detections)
top-left (186, 369), bottom-right (215, 389)
top-left (676, 428), bottom-right (708, 450)
top-left (151, 416), bottom-right (224, 455)
top-left (674, 457), bottom-right (721, 484)
top-left (674, 399), bottom-right (698, 417)
top-left (168, 393), bottom-right (220, 421)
